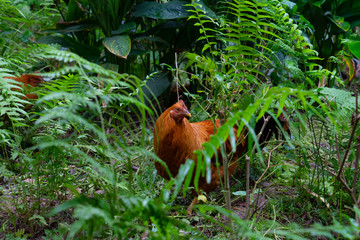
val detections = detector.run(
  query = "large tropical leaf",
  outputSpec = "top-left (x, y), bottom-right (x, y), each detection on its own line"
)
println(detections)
top-left (103, 35), bottom-right (131, 59)
top-left (133, 0), bottom-right (216, 19)
top-left (132, 0), bottom-right (190, 19)
top-left (343, 39), bottom-right (360, 60)
top-left (142, 72), bottom-right (170, 104)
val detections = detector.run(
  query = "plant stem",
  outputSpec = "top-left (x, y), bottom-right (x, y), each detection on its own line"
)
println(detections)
top-left (245, 155), bottom-right (251, 219)
top-left (220, 116), bottom-right (233, 235)
top-left (246, 115), bottom-right (271, 219)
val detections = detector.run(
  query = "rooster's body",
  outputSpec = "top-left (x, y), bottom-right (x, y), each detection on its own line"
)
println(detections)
top-left (154, 102), bottom-right (246, 193)
top-left (153, 100), bottom-right (290, 212)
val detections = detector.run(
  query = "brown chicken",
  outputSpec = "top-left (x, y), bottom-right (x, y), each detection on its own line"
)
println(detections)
top-left (6, 74), bottom-right (44, 100)
top-left (153, 100), bottom-right (290, 213)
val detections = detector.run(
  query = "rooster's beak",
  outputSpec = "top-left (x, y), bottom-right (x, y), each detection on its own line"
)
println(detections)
top-left (184, 112), bottom-right (191, 119)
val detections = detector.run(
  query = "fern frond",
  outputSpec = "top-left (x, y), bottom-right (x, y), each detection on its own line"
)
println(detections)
top-left (318, 88), bottom-right (358, 116)
top-left (0, 60), bottom-right (31, 125)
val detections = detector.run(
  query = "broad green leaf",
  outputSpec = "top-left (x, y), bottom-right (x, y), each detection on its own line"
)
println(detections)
top-left (313, 0), bottom-right (326, 7)
top-left (142, 72), bottom-right (170, 103)
top-left (103, 35), bottom-right (131, 59)
top-left (327, 14), bottom-right (350, 31)
top-left (66, 0), bottom-right (86, 21)
top-left (64, 36), bottom-right (101, 61)
top-left (132, 0), bottom-right (190, 19)
top-left (346, 40), bottom-right (360, 60)
top-left (37, 36), bottom-right (71, 48)
top-left (112, 22), bottom-right (136, 35)
top-left (343, 55), bottom-right (355, 81)
top-left (55, 21), bottom-right (95, 33)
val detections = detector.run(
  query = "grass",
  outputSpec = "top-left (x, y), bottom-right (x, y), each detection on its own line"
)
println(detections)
top-left (1, 46), bottom-right (359, 239)
top-left (1, 102), bottom-right (359, 239)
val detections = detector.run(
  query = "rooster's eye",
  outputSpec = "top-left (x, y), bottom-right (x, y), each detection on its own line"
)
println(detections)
top-left (176, 108), bottom-right (180, 111)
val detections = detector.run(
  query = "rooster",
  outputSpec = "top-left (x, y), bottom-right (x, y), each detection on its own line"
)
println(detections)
top-left (153, 100), bottom-right (290, 213)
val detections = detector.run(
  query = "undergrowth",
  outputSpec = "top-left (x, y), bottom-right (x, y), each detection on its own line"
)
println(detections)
top-left (0, 0), bottom-right (360, 239)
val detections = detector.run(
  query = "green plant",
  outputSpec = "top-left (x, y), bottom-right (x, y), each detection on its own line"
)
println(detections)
top-left (1, 45), bottom-right (194, 238)
top-left (0, 0), bottom-right (59, 58)
top-left (2, 0), bottom-right (360, 238)
top-left (174, 0), bottom-right (360, 236)
top-left (283, 0), bottom-right (360, 86)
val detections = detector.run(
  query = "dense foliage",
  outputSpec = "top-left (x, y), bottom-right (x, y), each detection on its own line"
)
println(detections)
top-left (0, 0), bottom-right (360, 239)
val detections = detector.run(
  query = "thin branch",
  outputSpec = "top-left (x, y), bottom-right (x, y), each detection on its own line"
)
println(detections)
top-left (248, 143), bottom-right (282, 220)
top-left (246, 115), bottom-right (271, 219)
top-left (327, 168), bottom-right (354, 201)
top-left (251, 116), bottom-right (271, 156)
top-left (252, 195), bottom-right (268, 223)
top-left (336, 116), bottom-right (359, 179)
top-left (352, 90), bottom-right (360, 204)
top-left (53, 0), bottom-right (76, 40)
top-left (253, 143), bottom-right (283, 190)
top-left (352, 140), bottom-right (360, 203)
